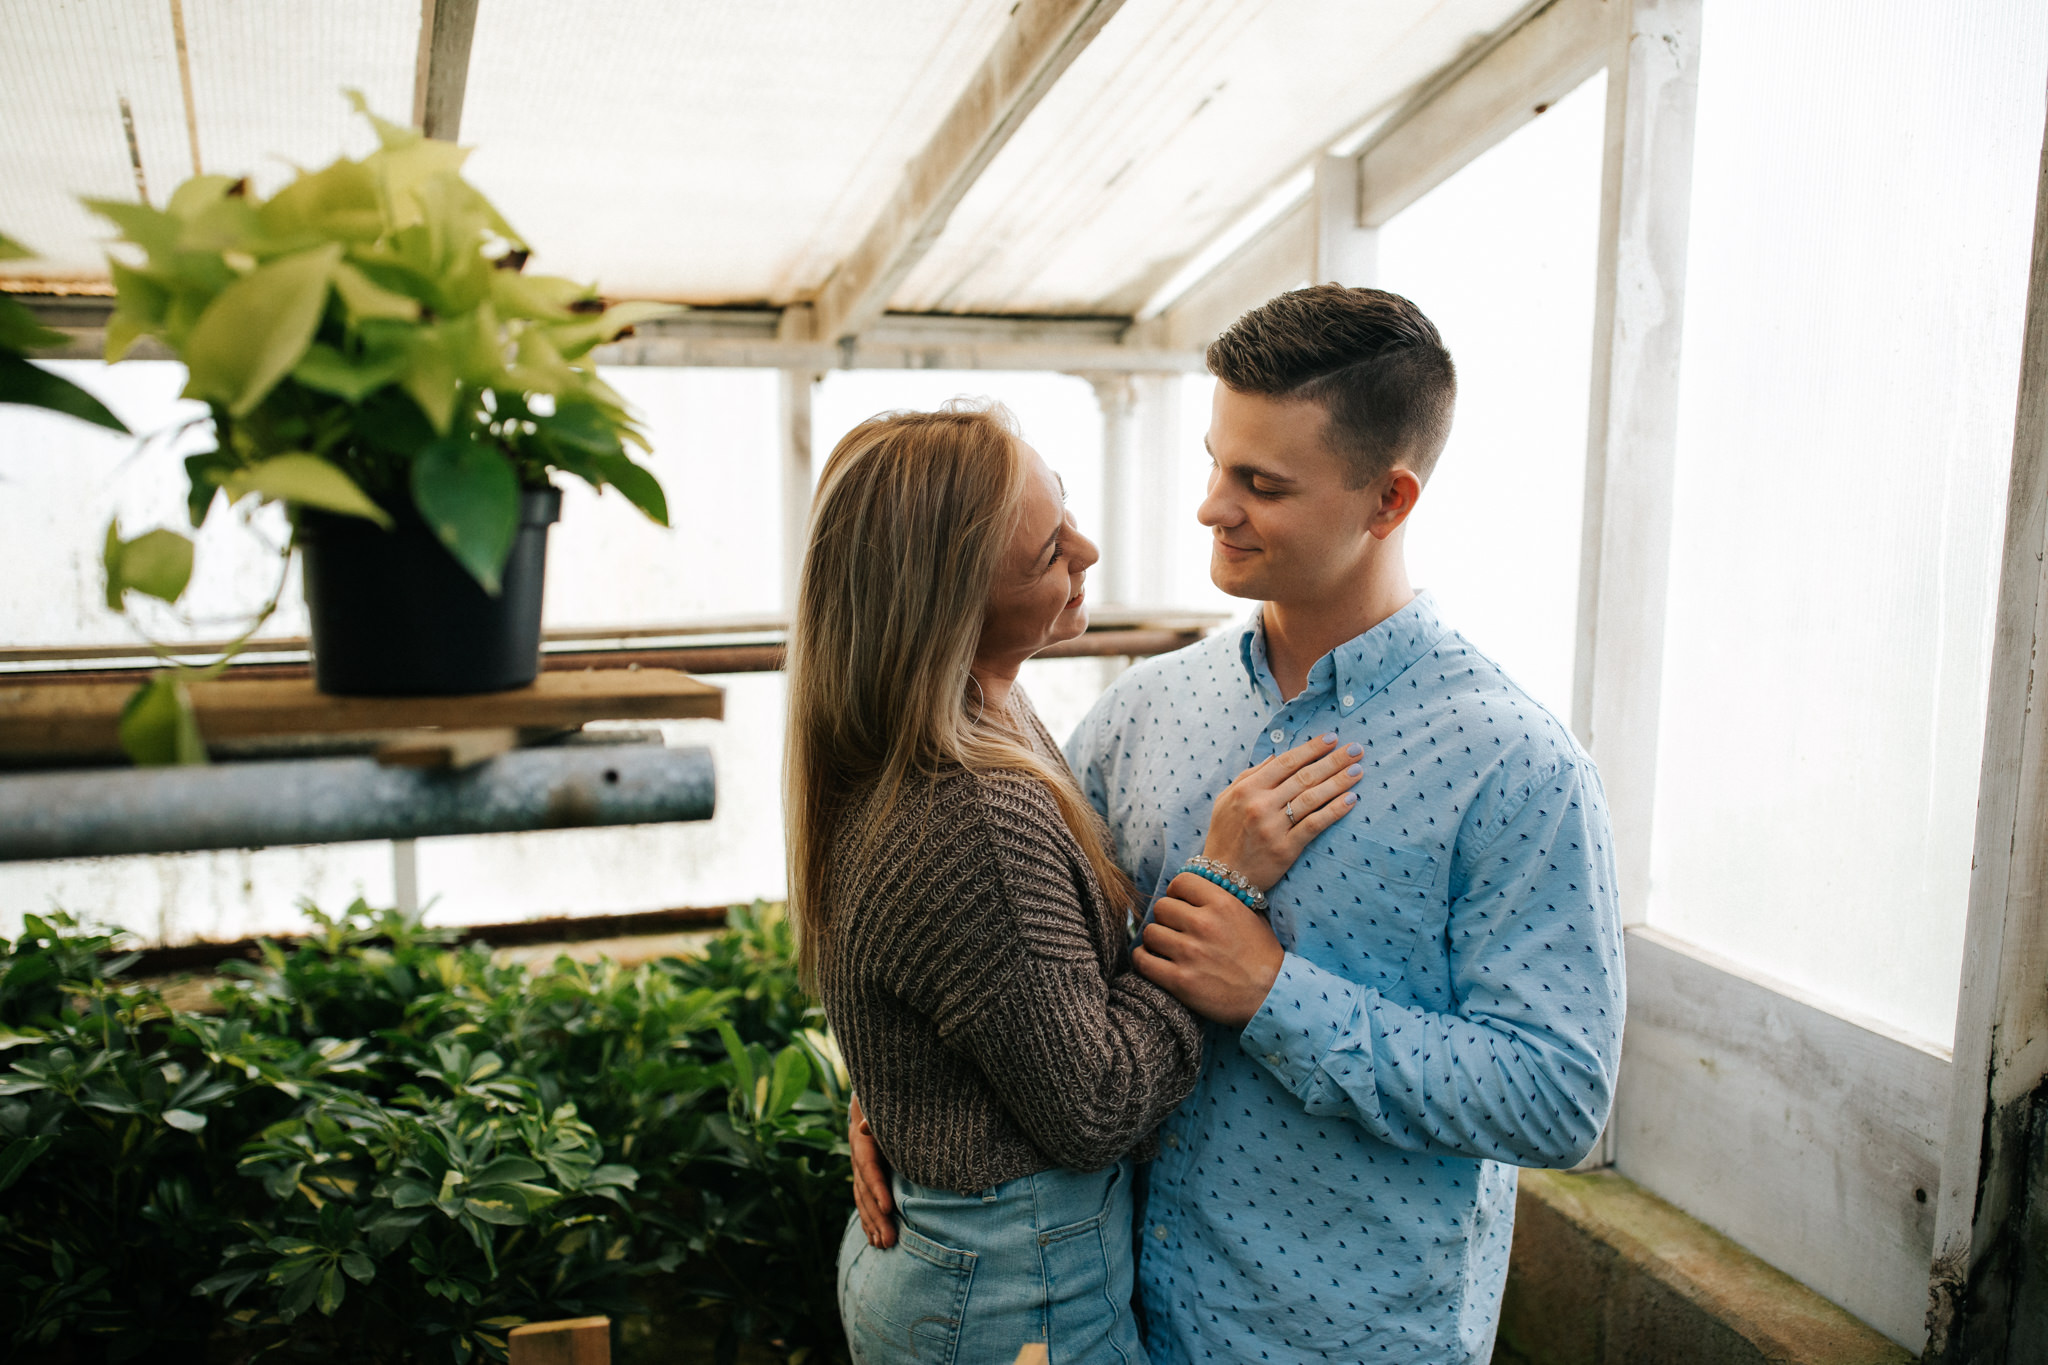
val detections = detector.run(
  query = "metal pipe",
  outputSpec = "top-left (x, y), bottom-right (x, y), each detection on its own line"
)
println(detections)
top-left (0, 744), bottom-right (715, 862)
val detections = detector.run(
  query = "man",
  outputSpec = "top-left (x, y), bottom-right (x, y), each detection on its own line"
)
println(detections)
top-left (854, 285), bottom-right (1624, 1362)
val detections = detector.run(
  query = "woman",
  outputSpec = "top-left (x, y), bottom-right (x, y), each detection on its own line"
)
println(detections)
top-left (786, 403), bottom-right (1361, 1364)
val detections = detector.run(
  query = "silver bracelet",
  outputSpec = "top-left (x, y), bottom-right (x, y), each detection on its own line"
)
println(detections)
top-left (1182, 855), bottom-right (1270, 913)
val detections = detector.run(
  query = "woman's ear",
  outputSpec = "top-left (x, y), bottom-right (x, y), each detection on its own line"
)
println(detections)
top-left (1367, 468), bottom-right (1423, 541)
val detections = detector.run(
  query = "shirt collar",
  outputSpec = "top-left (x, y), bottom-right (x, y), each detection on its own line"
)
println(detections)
top-left (1235, 591), bottom-right (1448, 716)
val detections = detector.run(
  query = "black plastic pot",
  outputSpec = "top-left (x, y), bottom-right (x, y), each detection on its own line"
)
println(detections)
top-left (298, 487), bottom-right (562, 696)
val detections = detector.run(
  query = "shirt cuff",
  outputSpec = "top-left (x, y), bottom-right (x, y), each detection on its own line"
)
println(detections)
top-left (1238, 951), bottom-right (1354, 1099)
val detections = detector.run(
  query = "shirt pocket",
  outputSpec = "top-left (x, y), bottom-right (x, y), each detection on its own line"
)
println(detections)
top-left (1288, 831), bottom-right (1448, 999)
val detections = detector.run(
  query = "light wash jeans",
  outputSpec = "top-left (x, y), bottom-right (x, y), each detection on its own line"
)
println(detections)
top-left (837, 1157), bottom-right (1148, 1365)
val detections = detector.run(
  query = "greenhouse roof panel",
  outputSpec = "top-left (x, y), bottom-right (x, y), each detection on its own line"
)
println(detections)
top-left (887, 0), bottom-right (1535, 316)
top-left (3, 0), bottom-right (1537, 314)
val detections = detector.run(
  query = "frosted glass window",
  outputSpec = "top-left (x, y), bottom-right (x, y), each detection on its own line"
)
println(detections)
top-left (1377, 71), bottom-right (1606, 720)
top-left (548, 367), bottom-right (783, 627)
top-left (813, 370), bottom-right (1107, 543)
top-left (1649, 0), bottom-right (2048, 1045)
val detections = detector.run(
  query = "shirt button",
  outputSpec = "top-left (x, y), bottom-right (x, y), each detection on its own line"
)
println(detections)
top-left (1342, 694), bottom-right (1355, 708)
top-left (1266, 1054), bottom-right (1283, 1066)
top-left (1163, 1133), bottom-right (1180, 1148)
top-left (1270, 729), bottom-right (1285, 743)
top-left (1153, 1224), bottom-right (1169, 1242)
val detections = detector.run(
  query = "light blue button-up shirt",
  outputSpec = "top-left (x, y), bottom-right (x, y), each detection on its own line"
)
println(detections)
top-left (1066, 593), bottom-right (1624, 1364)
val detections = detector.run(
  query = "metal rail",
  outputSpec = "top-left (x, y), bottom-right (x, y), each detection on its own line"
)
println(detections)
top-left (0, 743), bottom-right (714, 861)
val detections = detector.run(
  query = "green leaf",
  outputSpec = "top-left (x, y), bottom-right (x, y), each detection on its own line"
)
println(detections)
top-left (165, 174), bottom-right (243, 223)
top-left (549, 299), bottom-right (682, 360)
top-left (292, 340), bottom-right (408, 402)
top-left (410, 436), bottom-right (519, 593)
top-left (0, 1026), bottom-right (49, 1052)
top-left (489, 270), bottom-right (589, 321)
top-left (462, 1194), bottom-right (530, 1226)
top-left (346, 87), bottom-right (428, 153)
top-left (0, 293), bottom-right (65, 352)
top-left (181, 242), bottom-right (342, 416)
top-left (162, 1107), bottom-right (206, 1133)
top-left (766, 1046), bottom-right (810, 1119)
top-left (0, 1135), bottom-right (54, 1193)
top-left (316, 1264), bottom-right (346, 1316)
top-left (0, 354), bottom-right (129, 432)
top-left (716, 1022), bottom-right (753, 1099)
top-left (261, 158), bottom-right (385, 243)
top-left (0, 232), bottom-right (31, 261)
top-left (332, 260), bottom-right (420, 322)
top-left (84, 198), bottom-right (183, 258)
top-left (104, 259), bottom-right (168, 361)
top-left (398, 329), bottom-right (459, 434)
top-left (184, 449), bottom-right (238, 527)
top-left (537, 401), bottom-right (623, 459)
top-left (118, 674), bottom-right (207, 766)
top-left (593, 452), bottom-right (668, 526)
top-left (103, 524), bottom-right (195, 607)
top-left (470, 1156), bottom-right (544, 1186)
top-left (223, 453), bottom-right (393, 527)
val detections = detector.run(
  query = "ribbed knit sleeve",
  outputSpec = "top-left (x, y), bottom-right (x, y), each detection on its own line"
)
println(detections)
top-left (819, 757), bottom-right (1202, 1193)
top-left (894, 775), bottom-right (1202, 1173)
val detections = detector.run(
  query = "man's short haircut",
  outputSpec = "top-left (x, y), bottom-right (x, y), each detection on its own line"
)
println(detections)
top-left (1206, 285), bottom-right (1457, 487)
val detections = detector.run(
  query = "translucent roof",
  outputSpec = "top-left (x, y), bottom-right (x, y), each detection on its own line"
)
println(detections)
top-left (3, 0), bottom-right (1528, 314)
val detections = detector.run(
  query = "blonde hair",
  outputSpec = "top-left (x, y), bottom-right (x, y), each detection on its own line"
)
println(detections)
top-left (784, 402), bottom-right (1133, 988)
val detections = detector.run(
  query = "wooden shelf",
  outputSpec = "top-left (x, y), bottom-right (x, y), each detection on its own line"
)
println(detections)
top-left (0, 669), bottom-right (724, 763)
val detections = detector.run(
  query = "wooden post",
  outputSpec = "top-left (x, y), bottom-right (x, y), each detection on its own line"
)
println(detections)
top-left (1129, 372), bottom-right (1183, 609)
top-left (508, 1316), bottom-right (608, 1365)
top-left (1313, 154), bottom-right (1378, 286)
top-left (1924, 76), bottom-right (2048, 1363)
top-left (412, 0), bottom-right (480, 141)
top-left (1569, 0), bottom-right (1703, 927)
top-left (1084, 373), bottom-right (1138, 606)
top-left (780, 368), bottom-right (819, 617)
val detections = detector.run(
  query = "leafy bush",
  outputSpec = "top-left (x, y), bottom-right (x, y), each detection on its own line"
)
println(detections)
top-left (0, 902), bottom-right (853, 1364)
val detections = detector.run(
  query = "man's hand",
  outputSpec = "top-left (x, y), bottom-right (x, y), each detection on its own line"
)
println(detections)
top-left (847, 1095), bottom-right (897, 1248)
top-left (1133, 873), bottom-right (1286, 1028)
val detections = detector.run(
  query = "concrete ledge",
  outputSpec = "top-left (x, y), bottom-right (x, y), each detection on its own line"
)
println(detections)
top-left (1496, 1169), bottom-right (1915, 1365)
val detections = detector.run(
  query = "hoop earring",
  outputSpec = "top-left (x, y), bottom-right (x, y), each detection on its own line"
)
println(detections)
top-left (965, 674), bottom-right (987, 726)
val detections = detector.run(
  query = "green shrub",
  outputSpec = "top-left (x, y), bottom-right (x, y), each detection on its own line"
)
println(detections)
top-left (0, 902), bottom-right (853, 1364)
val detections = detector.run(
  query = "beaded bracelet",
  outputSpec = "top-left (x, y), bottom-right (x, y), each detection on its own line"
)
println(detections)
top-left (1179, 855), bottom-right (1270, 914)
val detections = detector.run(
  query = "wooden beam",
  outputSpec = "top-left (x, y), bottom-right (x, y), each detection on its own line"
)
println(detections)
top-left (508, 1316), bottom-right (609, 1365)
top-left (15, 297), bottom-right (1200, 373)
top-left (412, 0), bottom-right (480, 141)
top-left (1132, 197), bottom-right (1315, 354)
top-left (595, 335), bottom-right (1204, 373)
top-left (0, 670), bottom-right (723, 762)
top-left (1355, 0), bottom-right (1609, 227)
top-left (1570, 0), bottom-right (1702, 925)
top-left (808, 0), bottom-right (1127, 344)
top-left (1130, 0), bottom-right (1603, 353)
top-left (1925, 81), bottom-right (2048, 1363)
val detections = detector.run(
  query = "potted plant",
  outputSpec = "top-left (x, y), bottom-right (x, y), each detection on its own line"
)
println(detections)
top-left (91, 92), bottom-right (674, 707)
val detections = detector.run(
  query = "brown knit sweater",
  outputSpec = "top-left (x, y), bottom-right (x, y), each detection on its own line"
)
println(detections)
top-left (815, 705), bottom-right (1202, 1194)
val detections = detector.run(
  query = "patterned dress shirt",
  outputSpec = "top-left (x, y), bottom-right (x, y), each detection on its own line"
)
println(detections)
top-left (1065, 592), bottom-right (1625, 1364)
